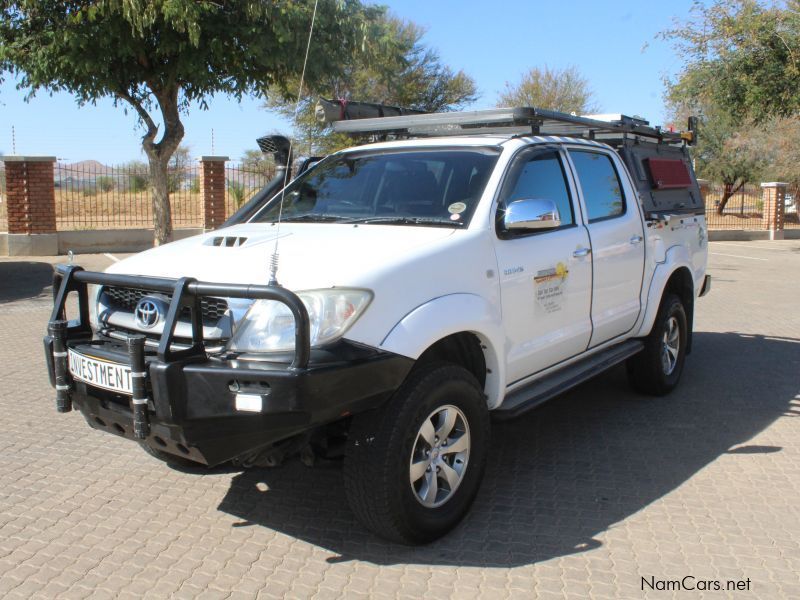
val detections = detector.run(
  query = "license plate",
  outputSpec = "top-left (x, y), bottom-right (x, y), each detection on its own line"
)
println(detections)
top-left (68, 349), bottom-right (133, 395)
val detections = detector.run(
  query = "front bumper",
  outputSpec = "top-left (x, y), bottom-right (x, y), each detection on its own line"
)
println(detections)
top-left (44, 266), bottom-right (413, 466)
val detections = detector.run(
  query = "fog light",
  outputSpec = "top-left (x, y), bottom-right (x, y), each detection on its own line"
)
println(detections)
top-left (235, 393), bottom-right (263, 413)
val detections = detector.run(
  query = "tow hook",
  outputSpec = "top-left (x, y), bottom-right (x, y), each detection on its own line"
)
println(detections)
top-left (127, 335), bottom-right (150, 439)
top-left (49, 319), bottom-right (72, 413)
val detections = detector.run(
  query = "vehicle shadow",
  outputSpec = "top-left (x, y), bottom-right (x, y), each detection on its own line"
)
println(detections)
top-left (217, 331), bottom-right (800, 567)
top-left (0, 261), bottom-right (54, 304)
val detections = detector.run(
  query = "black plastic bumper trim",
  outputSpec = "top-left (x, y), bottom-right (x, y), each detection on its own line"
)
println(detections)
top-left (699, 274), bottom-right (711, 297)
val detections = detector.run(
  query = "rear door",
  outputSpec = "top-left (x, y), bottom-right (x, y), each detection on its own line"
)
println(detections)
top-left (566, 148), bottom-right (645, 347)
top-left (493, 147), bottom-right (593, 384)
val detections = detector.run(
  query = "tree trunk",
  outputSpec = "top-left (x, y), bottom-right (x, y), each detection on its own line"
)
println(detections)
top-left (149, 157), bottom-right (173, 245)
top-left (716, 181), bottom-right (745, 215)
top-left (119, 87), bottom-right (184, 246)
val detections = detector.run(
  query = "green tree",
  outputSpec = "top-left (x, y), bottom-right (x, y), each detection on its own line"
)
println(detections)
top-left (661, 0), bottom-right (800, 212)
top-left (240, 149), bottom-right (275, 177)
top-left (663, 0), bottom-right (800, 125)
top-left (732, 114), bottom-right (800, 212)
top-left (0, 0), bottom-right (383, 244)
top-left (268, 16), bottom-right (478, 155)
top-left (497, 65), bottom-right (599, 114)
top-left (125, 160), bottom-right (150, 193)
top-left (167, 145), bottom-right (191, 193)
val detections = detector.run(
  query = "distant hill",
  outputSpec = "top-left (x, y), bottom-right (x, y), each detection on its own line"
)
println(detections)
top-left (60, 160), bottom-right (112, 175)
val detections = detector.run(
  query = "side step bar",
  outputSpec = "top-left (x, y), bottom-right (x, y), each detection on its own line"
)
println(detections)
top-left (492, 339), bottom-right (644, 421)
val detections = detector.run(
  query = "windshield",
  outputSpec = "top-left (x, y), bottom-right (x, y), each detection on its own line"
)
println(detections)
top-left (251, 147), bottom-right (501, 227)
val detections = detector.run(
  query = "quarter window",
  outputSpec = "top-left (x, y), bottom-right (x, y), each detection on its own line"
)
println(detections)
top-left (569, 150), bottom-right (625, 222)
top-left (504, 151), bottom-right (574, 227)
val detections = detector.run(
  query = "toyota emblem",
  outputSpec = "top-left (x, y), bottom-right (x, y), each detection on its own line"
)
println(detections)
top-left (134, 298), bottom-right (161, 329)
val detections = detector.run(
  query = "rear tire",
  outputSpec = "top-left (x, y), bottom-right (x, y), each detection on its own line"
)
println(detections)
top-left (344, 363), bottom-right (490, 544)
top-left (626, 293), bottom-right (687, 396)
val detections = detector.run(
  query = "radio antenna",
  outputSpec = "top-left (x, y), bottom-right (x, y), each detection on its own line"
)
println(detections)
top-left (269, 0), bottom-right (319, 286)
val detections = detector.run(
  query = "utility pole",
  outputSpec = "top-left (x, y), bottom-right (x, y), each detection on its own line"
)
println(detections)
top-left (211, 128), bottom-right (215, 155)
top-left (11, 125), bottom-right (16, 154)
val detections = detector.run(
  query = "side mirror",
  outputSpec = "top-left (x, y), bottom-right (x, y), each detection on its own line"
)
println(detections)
top-left (503, 198), bottom-right (561, 231)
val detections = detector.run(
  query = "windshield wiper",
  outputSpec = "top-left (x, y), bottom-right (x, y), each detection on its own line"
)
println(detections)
top-left (346, 216), bottom-right (465, 227)
top-left (278, 214), bottom-right (349, 223)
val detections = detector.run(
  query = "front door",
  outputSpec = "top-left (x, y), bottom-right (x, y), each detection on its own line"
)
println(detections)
top-left (567, 148), bottom-right (645, 347)
top-left (493, 147), bottom-right (593, 385)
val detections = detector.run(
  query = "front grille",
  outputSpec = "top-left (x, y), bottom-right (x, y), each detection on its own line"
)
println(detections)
top-left (103, 286), bottom-right (229, 322)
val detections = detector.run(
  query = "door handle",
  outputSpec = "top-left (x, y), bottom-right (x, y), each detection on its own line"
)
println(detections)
top-left (630, 235), bottom-right (643, 245)
top-left (573, 247), bottom-right (591, 258)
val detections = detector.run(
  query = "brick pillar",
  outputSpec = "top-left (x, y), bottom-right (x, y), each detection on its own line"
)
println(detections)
top-left (1, 156), bottom-right (59, 256)
top-left (760, 182), bottom-right (786, 240)
top-left (199, 156), bottom-right (228, 230)
top-left (2, 156), bottom-right (57, 234)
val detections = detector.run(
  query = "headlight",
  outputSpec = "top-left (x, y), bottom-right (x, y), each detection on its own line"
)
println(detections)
top-left (88, 284), bottom-right (102, 330)
top-left (227, 289), bottom-right (372, 353)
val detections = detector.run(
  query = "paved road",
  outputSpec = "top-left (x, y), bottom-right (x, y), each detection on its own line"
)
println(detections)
top-left (1, 242), bottom-right (799, 599)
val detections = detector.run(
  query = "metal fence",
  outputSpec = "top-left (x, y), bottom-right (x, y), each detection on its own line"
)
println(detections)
top-left (53, 161), bottom-right (273, 231)
top-left (224, 163), bottom-right (275, 217)
top-left (703, 182), bottom-right (800, 230)
top-left (55, 162), bottom-right (202, 230)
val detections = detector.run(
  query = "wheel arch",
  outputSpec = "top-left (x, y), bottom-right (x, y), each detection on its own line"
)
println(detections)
top-left (637, 260), bottom-right (696, 352)
top-left (379, 294), bottom-right (506, 408)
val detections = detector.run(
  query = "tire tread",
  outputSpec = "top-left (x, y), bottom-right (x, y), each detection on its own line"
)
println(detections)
top-left (344, 362), bottom-right (488, 544)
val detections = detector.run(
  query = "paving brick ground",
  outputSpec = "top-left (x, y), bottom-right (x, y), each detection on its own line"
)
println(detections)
top-left (1, 241), bottom-right (799, 599)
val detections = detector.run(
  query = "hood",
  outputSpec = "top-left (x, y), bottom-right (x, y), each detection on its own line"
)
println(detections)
top-left (107, 223), bottom-right (457, 290)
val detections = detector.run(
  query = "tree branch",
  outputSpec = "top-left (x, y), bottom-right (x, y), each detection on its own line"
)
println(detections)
top-left (115, 88), bottom-right (159, 154)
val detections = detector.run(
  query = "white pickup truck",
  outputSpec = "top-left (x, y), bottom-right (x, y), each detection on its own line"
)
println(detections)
top-left (45, 108), bottom-right (709, 544)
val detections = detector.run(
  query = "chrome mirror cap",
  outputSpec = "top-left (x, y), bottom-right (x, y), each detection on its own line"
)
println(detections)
top-left (504, 198), bottom-right (561, 231)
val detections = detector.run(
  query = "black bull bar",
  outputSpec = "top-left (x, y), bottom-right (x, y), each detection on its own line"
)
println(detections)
top-left (46, 264), bottom-right (311, 440)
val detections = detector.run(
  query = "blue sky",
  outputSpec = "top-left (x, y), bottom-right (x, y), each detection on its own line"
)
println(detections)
top-left (0, 0), bottom-right (697, 164)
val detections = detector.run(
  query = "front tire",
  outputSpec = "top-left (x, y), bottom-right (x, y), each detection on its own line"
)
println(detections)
top-left (344, 363), bottom-right (490, 544)
top-left (626, 293), bottom-right (688, 396)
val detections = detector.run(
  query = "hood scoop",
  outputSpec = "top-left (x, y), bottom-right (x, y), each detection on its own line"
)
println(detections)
top-left (205, 236), bottom-right (248, 248)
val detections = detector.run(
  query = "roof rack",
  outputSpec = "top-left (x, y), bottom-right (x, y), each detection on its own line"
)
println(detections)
top-left (330, 106), bottom-right (694, 146)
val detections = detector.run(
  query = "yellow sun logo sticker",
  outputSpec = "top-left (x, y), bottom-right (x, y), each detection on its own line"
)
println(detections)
top-left (555, 262), bottom-right (569, 280)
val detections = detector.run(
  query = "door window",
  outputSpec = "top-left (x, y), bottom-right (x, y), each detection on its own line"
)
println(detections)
top-left (502, 151), bottom-right (575, 228)
top-left (569, 150), bottom-right (626, 222)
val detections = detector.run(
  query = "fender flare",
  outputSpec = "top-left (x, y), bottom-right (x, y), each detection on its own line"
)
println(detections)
top-left (636, 245), bottom-right (696, 338)
top-left (379, 294), bottom-right (506, 408)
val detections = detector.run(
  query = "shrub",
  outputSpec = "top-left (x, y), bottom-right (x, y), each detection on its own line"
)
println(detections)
top-left (96, 176), bottom-right (115, 192)
top-left (228, 181), bottom-right (246, 208)
top-left (128, 174), bottom-right (149, 193)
